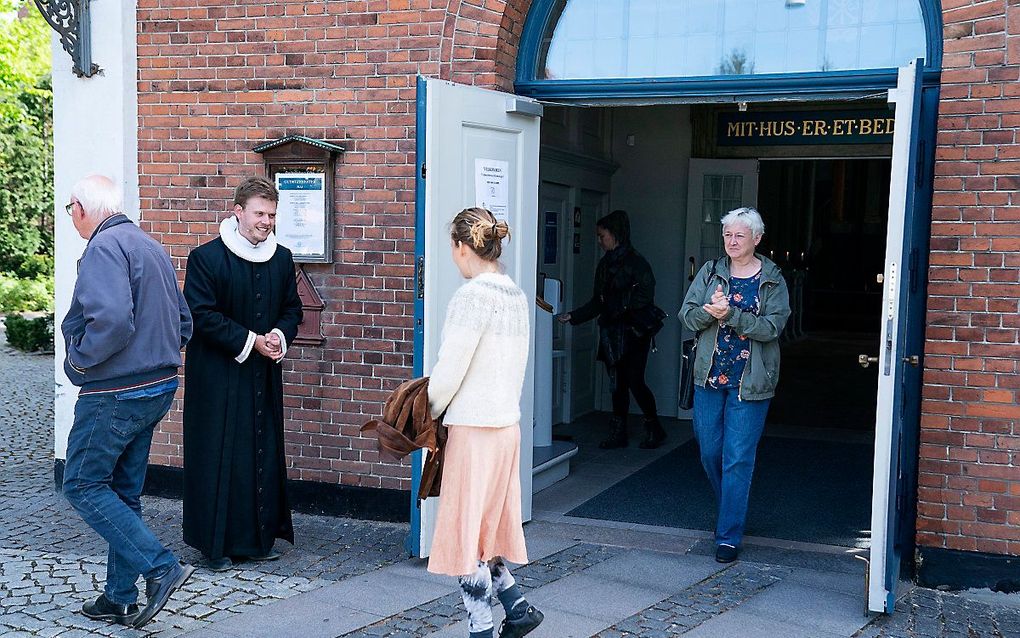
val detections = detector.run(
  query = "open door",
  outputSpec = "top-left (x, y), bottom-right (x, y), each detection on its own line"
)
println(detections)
top-left (409, 77), bottom-right (542, 557)
top-left (679, 159), bottom-right (758, 415)
top-left (868, 59), bottom-right (926, 614)
top-left (683, 158), bottom-right (759, 285)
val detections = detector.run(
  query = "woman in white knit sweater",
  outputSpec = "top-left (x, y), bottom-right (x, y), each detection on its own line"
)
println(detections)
top-left (427, 208), bottom-right (544, 638)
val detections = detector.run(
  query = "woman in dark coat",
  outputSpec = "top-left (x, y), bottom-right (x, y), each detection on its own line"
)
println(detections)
top-left (558, 210), bottom-right (666, 449)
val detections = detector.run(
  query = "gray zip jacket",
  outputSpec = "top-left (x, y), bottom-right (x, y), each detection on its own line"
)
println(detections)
top-left (680, 254), bottom-right (791, 401)
top-left (61, 214), bottom-right (193, 393)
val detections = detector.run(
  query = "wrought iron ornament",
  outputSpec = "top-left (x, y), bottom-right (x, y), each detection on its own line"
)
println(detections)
top-left (33, 0), bottom-right (99, 78)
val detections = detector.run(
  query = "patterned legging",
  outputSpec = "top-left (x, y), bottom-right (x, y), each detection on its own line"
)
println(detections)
top-left (458, 558), bottom-right (518, 633)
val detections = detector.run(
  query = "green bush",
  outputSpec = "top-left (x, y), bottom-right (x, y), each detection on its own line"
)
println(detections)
top-left (13, 253), bottom-right (52, 279)
top-left (4, 312), bottom-right (53, 352)
top-left (0, 273), bottom-right (53, 312)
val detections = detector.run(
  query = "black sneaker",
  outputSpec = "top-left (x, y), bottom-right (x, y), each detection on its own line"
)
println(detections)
top-left (133, 562), bottom-right (195, 628)
top-left (81, 594), bottom-right (139, 626)
top-left (715, 543), bottom-right (739, 563)
top-left (498, 605), bottom-right (544, 638)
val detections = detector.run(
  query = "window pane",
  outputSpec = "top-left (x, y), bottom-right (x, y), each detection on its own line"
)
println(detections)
top-left (539, 0), bottom-right (927, 79)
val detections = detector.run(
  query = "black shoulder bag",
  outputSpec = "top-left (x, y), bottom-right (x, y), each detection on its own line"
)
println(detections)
top-left (678, 259), bottom-right (718, 410)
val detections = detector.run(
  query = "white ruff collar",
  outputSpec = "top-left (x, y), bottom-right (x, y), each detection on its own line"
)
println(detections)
top-left (220, 216), bottom-right (277, 263)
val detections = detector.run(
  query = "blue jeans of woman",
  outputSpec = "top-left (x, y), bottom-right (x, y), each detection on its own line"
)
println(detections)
top-left (63, 380), bottom-right (180, 605)
top-left (692, 385), bottom-right (771, 548)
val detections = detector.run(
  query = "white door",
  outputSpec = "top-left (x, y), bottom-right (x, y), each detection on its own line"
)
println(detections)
top-left (868, 59), bottom-right (925, 614)
top-left (539, 182), bottom-right (570, 422)
top-left (569, 189), bottom-right (604, 419)
top-left (679, 159), bottom-right (758, 415)
top-left (410, 77), bottom-right (542, 557)
top-left (683, 159), bottom-right (759, 286)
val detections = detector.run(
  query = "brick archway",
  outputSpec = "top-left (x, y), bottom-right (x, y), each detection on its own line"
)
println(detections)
top-left (439, 0), bottom-right (535, 91)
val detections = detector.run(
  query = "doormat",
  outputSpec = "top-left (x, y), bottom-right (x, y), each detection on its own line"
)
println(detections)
top-left (566, 437), bottom-right (873, 548)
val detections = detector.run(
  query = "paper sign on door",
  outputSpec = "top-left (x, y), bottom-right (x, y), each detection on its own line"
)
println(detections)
top-left (474, 158), bottom-right (509, 221)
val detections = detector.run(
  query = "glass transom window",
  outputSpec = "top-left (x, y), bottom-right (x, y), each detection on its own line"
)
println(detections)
top-left (539, 0), bottom-right (927, 80)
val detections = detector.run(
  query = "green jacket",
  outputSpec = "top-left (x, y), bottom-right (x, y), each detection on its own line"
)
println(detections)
top-left (680, 254), bottom-right (791, 401)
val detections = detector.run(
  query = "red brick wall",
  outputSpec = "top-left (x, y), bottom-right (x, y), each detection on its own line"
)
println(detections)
top-left (137, 0), bottom-right (534, 491)
top-left (137, 1), bottom-right (1020, 556)
top-left (918, 0), bottom-right (1020, 557)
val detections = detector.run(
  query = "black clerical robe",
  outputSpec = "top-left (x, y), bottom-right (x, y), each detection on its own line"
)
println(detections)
top-left (182, 237), bottom-right (302, 559)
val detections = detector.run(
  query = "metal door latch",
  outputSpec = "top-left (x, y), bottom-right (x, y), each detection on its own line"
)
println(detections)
top-left (859, 354), bottom-right (879, 368)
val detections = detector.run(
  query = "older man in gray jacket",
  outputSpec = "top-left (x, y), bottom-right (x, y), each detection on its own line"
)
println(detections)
top-left (61, 174), bottom-right (194, 629)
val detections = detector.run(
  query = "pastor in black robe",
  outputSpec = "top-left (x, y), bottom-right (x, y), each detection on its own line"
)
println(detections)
top-left (182, 217), bottom-right (302, 560)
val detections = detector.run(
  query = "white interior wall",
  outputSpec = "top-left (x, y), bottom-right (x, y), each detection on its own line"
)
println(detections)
top-left (52, 1), bottom-right (139, 460)
top-left (605, 105), bottom-right (692, 416)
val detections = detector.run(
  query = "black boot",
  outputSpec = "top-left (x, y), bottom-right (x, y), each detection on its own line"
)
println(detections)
top-left (599, 417), bottom-right (628, 449)
top-left (639, 417), bottom-right (667, 449)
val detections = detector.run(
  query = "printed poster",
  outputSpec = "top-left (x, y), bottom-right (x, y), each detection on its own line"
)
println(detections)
top-left (275, 172), bottom-right (326, 259)
top-left (474, 158), bottom-right (509, 221)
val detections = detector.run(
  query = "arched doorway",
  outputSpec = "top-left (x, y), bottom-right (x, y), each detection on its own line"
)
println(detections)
top-left (412, 0), bottom-right (941, 615)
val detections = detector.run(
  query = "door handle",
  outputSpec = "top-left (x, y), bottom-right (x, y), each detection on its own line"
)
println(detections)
top-left (858, 354), bottom-right (879, 369)
top-left (902, 355), bottom-right (919, 367)
top-left (688, 257), bottom-right (696, 281)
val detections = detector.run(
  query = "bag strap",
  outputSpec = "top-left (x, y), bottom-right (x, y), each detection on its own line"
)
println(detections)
top-left (692, 258), bottom-right (720, 345)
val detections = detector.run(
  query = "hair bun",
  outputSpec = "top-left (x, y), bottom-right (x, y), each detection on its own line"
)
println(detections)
top-left (490, 219), bottom-right (510, 242)
top-left (453, 208), bottom-right (512, 261)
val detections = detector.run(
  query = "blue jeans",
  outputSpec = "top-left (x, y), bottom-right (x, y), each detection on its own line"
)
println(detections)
top-left (63, 381), bottom-right (180, 605)
top-left (692, 385), bottom-right (771, 547)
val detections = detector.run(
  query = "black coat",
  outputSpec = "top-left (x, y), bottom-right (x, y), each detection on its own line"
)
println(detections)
top-left (569, 245), bottom-right (656, 365)
top-left (182, 238), bottom-right (303, 559)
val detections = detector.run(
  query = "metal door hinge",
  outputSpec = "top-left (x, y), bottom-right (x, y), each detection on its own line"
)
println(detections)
top-left (416, 256), bottom-right (425, 299)
top-left (420, 163), bottom-right (426, 179)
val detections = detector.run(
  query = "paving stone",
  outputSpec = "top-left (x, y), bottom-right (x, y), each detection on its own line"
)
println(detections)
top-left (4, 322), bottom-right (1019, 638)
top-left (0, 345), bottom-right (408, 637)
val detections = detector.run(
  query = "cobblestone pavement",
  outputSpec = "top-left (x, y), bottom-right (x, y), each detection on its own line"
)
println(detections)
top-left (3, 331), bottom-right (1019, 637)
top-left (594, 563), bottom-right (786, 637)
top-left (345, 544), bottom-right (624, 637)
top-left (0, 339), bottom-right (409, 637)
top-left (856, 588), bottom-right (1020, 638)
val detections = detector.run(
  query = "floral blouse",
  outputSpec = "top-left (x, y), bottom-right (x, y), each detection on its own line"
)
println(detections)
top-left (707, 270), bottom-right (762, 389)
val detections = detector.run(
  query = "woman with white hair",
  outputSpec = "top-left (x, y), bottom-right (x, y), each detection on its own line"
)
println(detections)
top-left (680, 207), bottom-right (791, 564)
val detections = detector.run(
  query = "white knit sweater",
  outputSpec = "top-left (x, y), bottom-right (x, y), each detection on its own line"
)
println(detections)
top-left (428, 272), bottom-right (531, 427)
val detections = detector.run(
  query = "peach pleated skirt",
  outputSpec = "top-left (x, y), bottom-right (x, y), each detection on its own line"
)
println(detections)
top-left (427, 423), bottom-right (529, 576)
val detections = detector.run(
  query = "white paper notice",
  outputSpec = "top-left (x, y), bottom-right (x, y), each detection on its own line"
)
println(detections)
top-left (275, 172), bottom-right (326, 258)
top-left (474, 158), bottom-right (509, 221)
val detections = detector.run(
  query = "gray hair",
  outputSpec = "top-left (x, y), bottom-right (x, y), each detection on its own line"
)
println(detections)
top-left (720, 207), bottom-right (765, 238)
top-left (71, 174), bottom-right (123, 220)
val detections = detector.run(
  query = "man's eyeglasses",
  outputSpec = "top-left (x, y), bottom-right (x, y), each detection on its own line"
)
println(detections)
top-left (65, 201), bottom-right (77, 216)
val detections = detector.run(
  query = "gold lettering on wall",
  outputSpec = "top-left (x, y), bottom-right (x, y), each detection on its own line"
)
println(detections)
top-left (718, 111), bottom-right (896, 145)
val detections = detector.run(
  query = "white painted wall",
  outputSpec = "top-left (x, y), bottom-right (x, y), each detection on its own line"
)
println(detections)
top-left (607, 105), bottom-right (692, 416)
top-left (52, 0), bottom-right (138, 460)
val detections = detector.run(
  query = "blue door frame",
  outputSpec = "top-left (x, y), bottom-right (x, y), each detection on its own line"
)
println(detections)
top-left (890, 81), bottom-right (940, 584)
top-left (409, 75), bottom-right (428, 556)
